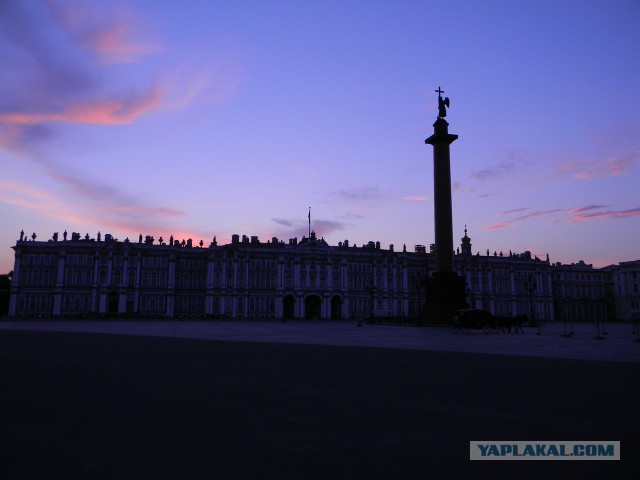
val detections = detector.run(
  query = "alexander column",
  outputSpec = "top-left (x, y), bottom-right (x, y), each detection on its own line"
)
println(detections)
top-left (424, 87), bottom-right (465, 320)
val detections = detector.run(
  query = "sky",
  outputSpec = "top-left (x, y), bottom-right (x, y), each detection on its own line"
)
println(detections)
top-left (1, 0), bottom-right (639, 274)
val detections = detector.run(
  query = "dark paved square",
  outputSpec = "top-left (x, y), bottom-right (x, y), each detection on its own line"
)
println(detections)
top-left (1, 329), bottom-right (637, 479)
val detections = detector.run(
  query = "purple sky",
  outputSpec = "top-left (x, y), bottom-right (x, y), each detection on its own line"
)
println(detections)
top-left (1, 0), bottom-right (639, 273)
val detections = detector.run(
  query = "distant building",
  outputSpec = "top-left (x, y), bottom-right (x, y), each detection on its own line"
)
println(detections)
top-left (612, 260), bottom-right (640, 321)
top-left (551, 260), bottom-right (612, 323)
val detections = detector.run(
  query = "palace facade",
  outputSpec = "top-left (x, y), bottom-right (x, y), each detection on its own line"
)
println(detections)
top-left (8, 227), bottom-right (565, 321)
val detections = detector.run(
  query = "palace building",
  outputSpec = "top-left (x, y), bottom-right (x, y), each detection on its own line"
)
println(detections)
top-left (8, 227), bottom-right (561, 322)
top-left (9, 230), bottom-right (425, 320)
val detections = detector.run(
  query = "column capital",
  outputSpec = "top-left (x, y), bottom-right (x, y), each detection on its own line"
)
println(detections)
top-left (425, 118), bottom-right (458, 145)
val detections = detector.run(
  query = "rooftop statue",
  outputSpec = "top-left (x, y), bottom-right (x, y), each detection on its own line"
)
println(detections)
top-left (436, 86), bottom-right (450, 119)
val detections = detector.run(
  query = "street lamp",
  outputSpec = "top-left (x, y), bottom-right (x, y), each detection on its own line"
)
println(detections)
top-left (524, 273), bottom-right (539, 335)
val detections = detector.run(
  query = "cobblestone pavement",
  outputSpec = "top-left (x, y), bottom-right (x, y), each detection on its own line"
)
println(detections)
top-left (1, 318), bottom-right (638, 362)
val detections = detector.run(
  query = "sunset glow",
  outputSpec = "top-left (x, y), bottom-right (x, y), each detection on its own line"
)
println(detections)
top-left (1, 0), bottom-right (638, 273)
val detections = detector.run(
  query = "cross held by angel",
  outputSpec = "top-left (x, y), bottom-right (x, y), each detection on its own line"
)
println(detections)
top-left (436, 86), bottom-right (450, 118)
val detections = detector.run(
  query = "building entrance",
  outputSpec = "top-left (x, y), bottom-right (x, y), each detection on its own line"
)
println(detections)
top-left (283, 294), bottom-right (295, 319)
top-left (107, 292), bottom-right (119, 314)
top-left (331, 295), bottom-right (342, 319)
top-left (304, 295), bottom-right (322, 319)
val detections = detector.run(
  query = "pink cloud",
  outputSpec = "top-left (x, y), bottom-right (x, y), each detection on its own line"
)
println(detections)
top-left (84, 22), bottom-right (160, 64)
top-left (570, 205), bottom-right (609, 214)
top-left (570, 206), bottom-right (640, 222)
top-left (403, 195), bottom-right (428, 201)
top-left (495, 204), bottom-right (640, 226)
top-left (558, 150), bottom-right (639, 180)
top-left (511, 209), bottom-right (565, 222)
top-left (0, 177), bottom-right (187, 239)
top-left (46, 0), bottom-right (161, 64)
top-left (0, 180), bottom-right (93, 226)
top-left (94, 203), bottom-right (185, 219)
top-left (0, 86), bottom-right (163, 126)
top-left (497, 207), bottom-right (529, 216)
top-left (483, 208), bottom-right (567, 231)
top-left (0, 180), bottom-right (58, 204)
top-left (482, 223), bottom-right (512, 231)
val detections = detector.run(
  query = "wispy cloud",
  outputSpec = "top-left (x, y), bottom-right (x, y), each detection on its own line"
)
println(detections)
top-left (569, 206), bottom-right (640, 222)
top-left (271, 218), bottom-right (294, 228)
top-left (81, 21), bottom-right (160, 64)
top-left (484, 204), bottom-right (640, 230)
top-left (403, 195), bottom-right (428, 201)
top-left (46, 0), bottom-right (162, 64)
top-left (470, 149), bottom-right (529, 181)
top-left (0, 0), bottom-right (207, 238)
top-left (510, 209), bottom-right (565, 222)
top-left (497, 207), bottom-right (529, 216)
top-left (45, 167), bottom-right (185, 220)
top-left (0, 1), bottom-right (166, 155)
top-left (331, 185), bottom-right (387, 201)
top-left (0, 87), bottom-right (163, 127)
top-left (557, 149), bottom-right (639, 180)
top-left (482, 208), bottom-right (564, 231)
top-left (0, 178), bottom-right (186, 233)
top-left (166, 63), bottom-right (243, 110)
top-left (483, 223), bottom-right (512, 231)
top-left (312, 219), bottom-right (347, 236)
top-left (570, 205), bottom-right (609, 214)
top-left (452, 180), bottom-right (476, 193)
top-left (270, 217), bottom-right (346, 240)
